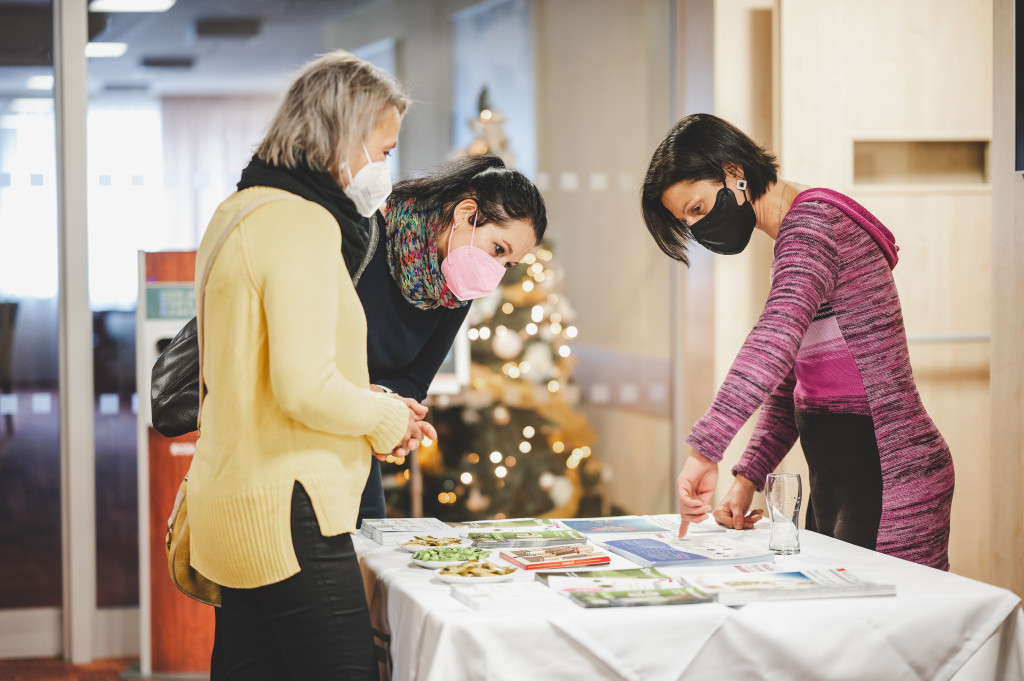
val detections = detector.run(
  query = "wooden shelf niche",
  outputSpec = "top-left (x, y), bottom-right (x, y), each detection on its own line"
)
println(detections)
top-left (853, 139), bottom-right (990, 187)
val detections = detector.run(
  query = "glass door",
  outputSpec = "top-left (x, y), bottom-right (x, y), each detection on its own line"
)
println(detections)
top-left (0, 0), bottom-right (64, 657)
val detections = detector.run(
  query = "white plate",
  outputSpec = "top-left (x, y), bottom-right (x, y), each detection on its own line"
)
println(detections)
top-left (436, 570), bottom-right (517, 584)
top-left (411, 558), bottom-right (466, 570)
top-left (399, 539), bottom-right (468, 553)
top-left (434, 569), bottom-right (516, 585)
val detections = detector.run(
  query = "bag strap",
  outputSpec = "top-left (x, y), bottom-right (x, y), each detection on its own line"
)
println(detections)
top-left (196, 193), bottom-right (298, 428)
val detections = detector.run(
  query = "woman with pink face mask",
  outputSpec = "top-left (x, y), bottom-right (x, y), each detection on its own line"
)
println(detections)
top-left (353, 154), bottom-right (547, 522)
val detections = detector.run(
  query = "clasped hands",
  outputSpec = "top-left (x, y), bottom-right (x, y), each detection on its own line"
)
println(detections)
top-left (676, 450), bottom-right (763, 537)
top-left (370, 385), bottom-right (437, 461)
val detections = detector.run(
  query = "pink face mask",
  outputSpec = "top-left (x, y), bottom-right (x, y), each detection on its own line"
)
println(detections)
top-left (440, 211), bottom-right (506, 301)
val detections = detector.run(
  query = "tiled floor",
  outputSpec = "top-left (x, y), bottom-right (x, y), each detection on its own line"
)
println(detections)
top-left (0, 657), bottom-right (136, 681)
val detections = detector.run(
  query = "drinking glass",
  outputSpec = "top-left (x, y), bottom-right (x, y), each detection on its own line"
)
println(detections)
top-left (766, 472), bottom-right (802, 555)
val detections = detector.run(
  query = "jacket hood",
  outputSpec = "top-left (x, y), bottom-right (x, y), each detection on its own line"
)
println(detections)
top-left (790, 188), bottom-right (899, 269)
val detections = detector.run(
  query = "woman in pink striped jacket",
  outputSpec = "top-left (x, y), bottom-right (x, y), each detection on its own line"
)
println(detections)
top-left (641, 113), bottom-right (953, 570)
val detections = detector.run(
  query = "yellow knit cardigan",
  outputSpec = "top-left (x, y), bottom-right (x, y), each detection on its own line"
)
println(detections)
top-left (187, 187), bottom-right (408, 589)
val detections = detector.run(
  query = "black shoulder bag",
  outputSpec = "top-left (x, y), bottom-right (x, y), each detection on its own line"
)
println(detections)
top-left (151, 316), bottom-right (201, 437)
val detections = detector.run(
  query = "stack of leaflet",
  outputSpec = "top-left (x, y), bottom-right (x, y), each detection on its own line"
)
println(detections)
top-left (469, 529), bottom-right (588, 549)
top-left (359, 517), bottom-right (460, 545)
top-left (455, 517), bottom-right (589, 550)
top-left (536, 567), bottom-right (711, 608)
top-left (500, 544), bottom-right (612, 570)
top-left (676, 567), bottom-right (897, 605)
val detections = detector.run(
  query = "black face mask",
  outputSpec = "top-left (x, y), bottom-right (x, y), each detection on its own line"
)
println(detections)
top-left (690, 181), bottom-right (756, 255)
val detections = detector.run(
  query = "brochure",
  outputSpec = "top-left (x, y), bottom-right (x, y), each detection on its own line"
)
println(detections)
top-left (536, 566), bottom-right (676, 590)
top-left (358, 517), bottom-right (459, 545)
top-left (558, 516), bottom-right (669, 534)
top-left (500, 544), bottom-right (612, 570)
top-left (453, 517), bottom-right (562, 537)
top-left (538, 567), bottom-right (711, 608)
top-left (678, 568), bottom-right (896, 606)
top-left (568, 587), bottom-right (712, 608)
top-left (558, 514), bottom-right (726, 536)
top-left (597, 533), bottom-right (774, 568)
top-left (643, 514), bottom-right (728, 535)
top-left (470, 528), bottom-right (588, 549)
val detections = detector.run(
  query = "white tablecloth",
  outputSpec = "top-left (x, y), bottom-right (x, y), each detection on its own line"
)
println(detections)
top-left (355, 524), bottom-right (1023, 681)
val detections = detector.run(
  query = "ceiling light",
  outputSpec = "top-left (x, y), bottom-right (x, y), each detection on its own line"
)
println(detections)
top-left (86, 42), bottom-right (128, 58)
top-left (103, 82), bottom-right (150, 93)
top-left (26, 75), bottom-right (54, 90)
top-left (89, 0), bottom-right (176, 12)
top-left (11, 99), bottom-right (55, 113)
top-left (195, 17), bottom-right (262, 38)
top-left (141, 56), bottom-right (194, 68)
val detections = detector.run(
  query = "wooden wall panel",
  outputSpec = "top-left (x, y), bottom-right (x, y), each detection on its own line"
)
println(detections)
top-left (990, 0), bottom-right (1024, 598)
top-left (864, 188), bottom-right (993, 579)
top-left (778, 0), bottom-right (991, 188)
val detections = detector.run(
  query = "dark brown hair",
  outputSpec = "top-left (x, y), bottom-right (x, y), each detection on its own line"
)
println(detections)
top-left (641, 113), bottom-right (778, 264)
top-left (391, 156), bottom-right (547, 245)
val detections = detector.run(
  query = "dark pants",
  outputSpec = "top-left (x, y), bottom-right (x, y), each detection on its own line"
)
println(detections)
top-left (796, 410), bottom-right (884, 552)
top-left (357, 458), bottom-right (386, 526)
top-left (210, 482), bottom-right (376, 681)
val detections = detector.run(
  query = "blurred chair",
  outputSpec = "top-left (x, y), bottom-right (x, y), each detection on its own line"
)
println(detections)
top-left (0, 302), bottom-right (17, 436)
top-left (92, 309), bottom-right (136, 401)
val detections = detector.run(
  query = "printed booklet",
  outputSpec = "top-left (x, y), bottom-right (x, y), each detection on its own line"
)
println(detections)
top-left (469, 528), bottom-right (588, 549)
top-left (568, 587), bottom-right (711, 608)
top-left (537, 567), bottom-right (712, 608)
top-left (499, 544), bottom-right (612, 570)
top-left (677, 568), bottom-right (896, 606)
top-left (597, 533), bottom-right (774, 568)
top-left (559, 514), bottom-right (725, 535)
top-left (358, 517), bottom-right (459, 545)
top-left (453, 517), bottom-right (563, 537)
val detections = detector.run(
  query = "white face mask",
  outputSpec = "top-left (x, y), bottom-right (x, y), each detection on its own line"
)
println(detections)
top-left (344, 144), bottom-right (392, 217)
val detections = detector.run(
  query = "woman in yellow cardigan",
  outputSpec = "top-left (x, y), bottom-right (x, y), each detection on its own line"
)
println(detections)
top-left (188, 51), bottom-right (422, 680)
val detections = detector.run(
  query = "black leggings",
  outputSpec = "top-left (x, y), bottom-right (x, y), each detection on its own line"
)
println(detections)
top-left (796, 410), bottom-right (884, 552)
top-left (210, 482), bottom-right (376, 681)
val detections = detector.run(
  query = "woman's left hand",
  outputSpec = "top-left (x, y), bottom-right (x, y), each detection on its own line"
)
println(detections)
top-left (713, 474), bottom-right (762, 529)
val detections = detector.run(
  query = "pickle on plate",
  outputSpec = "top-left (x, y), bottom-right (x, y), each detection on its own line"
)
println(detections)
top-left (438, 560), bottom-right (516, 577)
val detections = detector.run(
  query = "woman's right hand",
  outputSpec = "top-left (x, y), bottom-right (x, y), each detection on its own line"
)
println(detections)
top-left (372, 408), bottom-right (419, 461)
top-left (712, 474), bottom-right (763, 530)
top-left (676, 451), bottom-right (718, 537)
top-left (382, 396), bottom-right (438, 460)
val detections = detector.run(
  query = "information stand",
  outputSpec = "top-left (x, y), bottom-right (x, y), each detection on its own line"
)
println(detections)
top-left (135, 251), bottom-right (214, 677)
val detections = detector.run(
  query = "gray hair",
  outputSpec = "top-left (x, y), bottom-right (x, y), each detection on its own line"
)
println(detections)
top-left (256, 50), bottom-right (410, 173)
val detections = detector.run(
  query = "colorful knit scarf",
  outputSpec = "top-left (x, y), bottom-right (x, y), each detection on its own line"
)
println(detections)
top-left (384, 197), bottom-right (467, 310)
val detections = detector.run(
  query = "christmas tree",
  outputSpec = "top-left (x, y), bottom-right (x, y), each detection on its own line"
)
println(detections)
top-left (382, 88), bottom-right (606, 521)
top-left (461, 86), bottom-right (516, 168)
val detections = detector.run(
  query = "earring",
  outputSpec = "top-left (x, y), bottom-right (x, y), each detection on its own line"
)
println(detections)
top-left (736, 179), bottom-right (748, 191)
